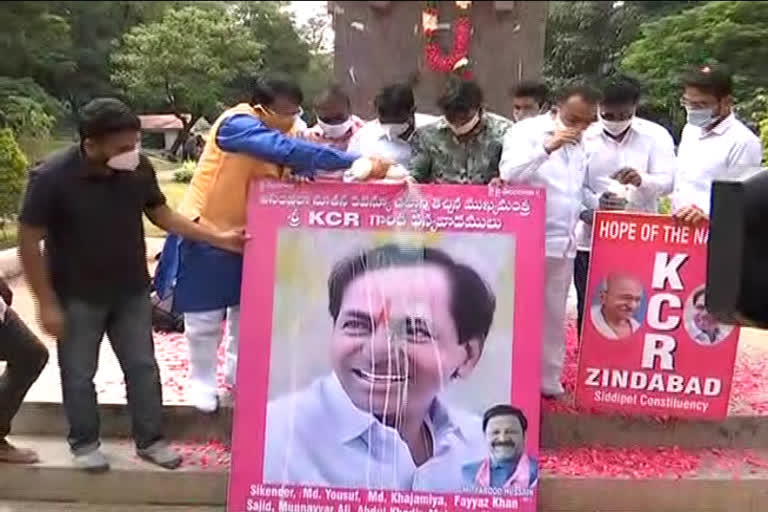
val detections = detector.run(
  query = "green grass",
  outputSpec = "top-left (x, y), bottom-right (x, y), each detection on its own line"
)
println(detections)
top-left (147, 154), bottom-right (179, 173)
top-left (144, 180), bottom-right (189, 238)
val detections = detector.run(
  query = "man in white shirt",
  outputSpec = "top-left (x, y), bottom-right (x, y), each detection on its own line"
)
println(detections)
top-left (348, 83), bottom-right (437, 167)
top-left (499, 85), bottom-right (600, 396)
top-left (673, 66), bottom-right (762, 225)
top-left (575, 76), bottom-right (676, 336)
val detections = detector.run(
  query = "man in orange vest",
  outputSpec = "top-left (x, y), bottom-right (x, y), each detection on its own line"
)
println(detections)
top-left (155, 77), bottom-right (382, 413)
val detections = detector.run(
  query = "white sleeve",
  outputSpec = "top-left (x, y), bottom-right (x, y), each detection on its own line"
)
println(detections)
top-left (726, 135), bottom-right (763, 178)
top-left (347, 128), bottom-right (363, 156)
top-left (638, 129), bottom-right (676, 198)
top-left (582, 161), bottom-right (601, 211)
top-left (499, 125), bottom-right (550, 183)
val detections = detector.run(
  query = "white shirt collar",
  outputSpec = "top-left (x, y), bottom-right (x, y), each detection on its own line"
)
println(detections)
top-left (691, 112), bottom-right (736, 139)
top-left (591, 304), bottom-right (640, 340)
top-left (324, 372), bottom-right (467, 445)
top-left (707, 112), bottom-right (736, 136)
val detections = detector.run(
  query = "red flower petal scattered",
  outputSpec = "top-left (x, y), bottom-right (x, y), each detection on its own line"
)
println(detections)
top-left (542, 316), bottom-right (768, 417)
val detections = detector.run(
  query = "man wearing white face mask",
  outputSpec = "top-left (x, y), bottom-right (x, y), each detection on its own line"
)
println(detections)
top-left (302, 85), bottom-right (365, 180)
top-left (575, 76), bottom-right (676, 336)
top-left (673, 66), bottom-right (762, 226)
top-left (499, 84), bottom-right (600, 397)
top-left (18, 98), bottom-right (247, 472)
top-left (348, 83), bottom-right (437, 167)
top-left (410, 80), bottom-right (511, 185)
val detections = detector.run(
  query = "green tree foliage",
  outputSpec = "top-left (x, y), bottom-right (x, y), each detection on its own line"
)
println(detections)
top-left (49, 1), bottom-right (177, 118)
top-left (112, 6), bottom-right (263, 153)
top-left (0, 77), bottom-right (62, 137)
top-left (622, 1), bottom-right (768, 130)
top-left (544, 1), bottom-right (701, 90)
top-left (0, 2), bottom-right (73, 83)
top-left (0, 128), bottom-right (28, 222)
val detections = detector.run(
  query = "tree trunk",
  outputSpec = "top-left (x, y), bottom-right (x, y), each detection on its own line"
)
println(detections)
top-left (168, 114), bottom-right (200, 157)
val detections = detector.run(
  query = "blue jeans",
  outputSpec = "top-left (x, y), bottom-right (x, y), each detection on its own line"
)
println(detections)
top-left (58, 290), bottom-right (164, 454)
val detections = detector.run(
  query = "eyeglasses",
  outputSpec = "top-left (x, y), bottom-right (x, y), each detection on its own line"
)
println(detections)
top-left (680, 98), bottom-right (716, 110)
top-left (271, 106), bottom-right (304, 117)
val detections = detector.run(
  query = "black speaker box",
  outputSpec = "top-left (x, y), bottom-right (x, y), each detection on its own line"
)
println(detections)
top-left (707, 172), bottom-right (768, 328)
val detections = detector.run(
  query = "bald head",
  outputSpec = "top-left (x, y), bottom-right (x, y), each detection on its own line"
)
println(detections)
top-left (600, 274), bottom-right (643, 323)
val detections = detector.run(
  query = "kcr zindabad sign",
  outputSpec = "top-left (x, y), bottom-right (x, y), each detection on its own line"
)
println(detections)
top-left (576, 212), bottom-right (739, 420)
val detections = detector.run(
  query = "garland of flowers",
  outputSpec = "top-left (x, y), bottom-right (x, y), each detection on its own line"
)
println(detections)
top-left (423, 1), bottom-right (473, 78)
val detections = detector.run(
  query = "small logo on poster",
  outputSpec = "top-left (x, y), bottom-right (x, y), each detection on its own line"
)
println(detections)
top-left (288, 209), bottom-right (301, 228)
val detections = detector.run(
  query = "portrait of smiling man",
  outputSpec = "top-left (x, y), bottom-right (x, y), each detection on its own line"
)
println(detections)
top-left (591, 273), bottom-right (644, 340)
top-left (263, 243), bottom-right (497, 490)
top-left (461, 405), bottom-right (538, 490)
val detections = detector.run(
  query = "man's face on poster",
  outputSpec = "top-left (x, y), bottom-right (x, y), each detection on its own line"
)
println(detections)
top-left (330, 264), bottom-right (480, 418)
top-left (693, 292), bottom-right (718, 335)
top-left (485, 414), bottom-right (524, 463)
top-left (600, 276), bottom-right (643, 322)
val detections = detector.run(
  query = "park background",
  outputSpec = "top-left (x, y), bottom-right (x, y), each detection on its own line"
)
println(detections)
top-left (2, 1), bottom-right (768, 251)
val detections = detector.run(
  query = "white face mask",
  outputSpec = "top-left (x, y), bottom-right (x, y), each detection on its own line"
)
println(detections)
top-left (600, 116), bottom-right (633, 136)
top-left (107, 147), bottom-right (140, 171)
top-left (448, 111), bottom-right (481, 135)
top-left (380, 122), bottom-right (410, 140)
top-left (318, 118), bottom-right (353, 139)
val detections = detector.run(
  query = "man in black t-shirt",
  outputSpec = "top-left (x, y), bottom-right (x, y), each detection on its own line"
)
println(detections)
top-left (18, 98), bottom-right (246, 472)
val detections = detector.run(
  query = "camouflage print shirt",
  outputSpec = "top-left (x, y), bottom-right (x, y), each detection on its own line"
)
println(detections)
top-left (409, 112), bottom-right (513, 185)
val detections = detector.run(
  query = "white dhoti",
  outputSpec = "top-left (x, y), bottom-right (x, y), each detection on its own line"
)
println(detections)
top-left (183, 306), bottom-right (239, 412)
top-left (541, 257), bottom-right (573, 396)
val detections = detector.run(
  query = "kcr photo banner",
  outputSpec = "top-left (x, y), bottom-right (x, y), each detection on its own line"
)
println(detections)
top-left (227, 181), bottom-right (545, 512)
top-left (576, 212), bottom-right (739, 420)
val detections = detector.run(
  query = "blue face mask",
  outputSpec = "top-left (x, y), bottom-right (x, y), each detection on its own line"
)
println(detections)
top-left (686, 107), bottom-right (717, 128)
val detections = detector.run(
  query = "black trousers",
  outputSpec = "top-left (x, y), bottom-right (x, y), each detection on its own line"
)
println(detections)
top-left (0, 308), bottom-right (49, 439)
top-left (573, 250), bottom-right (591, 339)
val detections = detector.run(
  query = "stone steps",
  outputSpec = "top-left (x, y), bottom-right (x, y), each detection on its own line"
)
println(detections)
top-left (2, 436), bottom-right (768, 511)
top-left (12, 401), bottom-right (768, 449)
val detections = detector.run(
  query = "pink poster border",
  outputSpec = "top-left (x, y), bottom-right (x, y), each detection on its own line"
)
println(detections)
top-left (227, 182), bottom-right (546, 511)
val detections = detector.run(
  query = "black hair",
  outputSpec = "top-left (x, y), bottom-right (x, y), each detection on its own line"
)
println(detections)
top-left (693, 289), bottom-right (706, 305)
top-left (437, 79), bottom-right (484, 115)
top-left (327, 244), bottom-right (496, 346)
top-left (601, 75), bottom-right (641, 106)
top-left (557, 83), bottom-right (602, 105)
top-left (78, 98), bottom-right (140, 140)
top-left (374, 84), bottom-right (415, 119)
top-left (681, 65), bottom-right (733, 99)
top-left (512, 81), bottom-right (549, 106)
top-left (482, 404), bottom-right (528, 433)
top-left (314, 84), bottom-right (351, 108)
top-left (251, 76), bottom-right (304, 106)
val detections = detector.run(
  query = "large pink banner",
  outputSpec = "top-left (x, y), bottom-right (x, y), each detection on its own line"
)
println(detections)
top-left (227, 181), bottom-right (545, 512)
top-left (576, 212), bottom-right (739, 420)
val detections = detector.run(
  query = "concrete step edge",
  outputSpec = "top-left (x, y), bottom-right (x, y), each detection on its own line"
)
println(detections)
top-left (2, 436), bottom-right (768, 511)
top-left (13, 401), bottom-right (768, 449)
